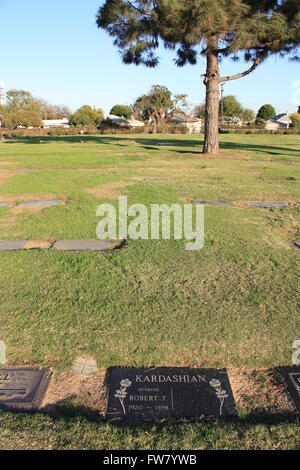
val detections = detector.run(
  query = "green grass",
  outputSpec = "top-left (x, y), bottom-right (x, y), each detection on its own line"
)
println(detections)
top-left (0, 133), bottom-right (299, 449)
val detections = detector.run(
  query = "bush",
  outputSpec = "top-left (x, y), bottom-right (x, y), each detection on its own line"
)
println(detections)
top-left (291, 113), bottom-right (300, 128)
top-left (110, 105), bottom-right (132, 119)
top-left (70, 105), bottom-right (104, 127)
top-left (256, 104), bottom-right (276, 121)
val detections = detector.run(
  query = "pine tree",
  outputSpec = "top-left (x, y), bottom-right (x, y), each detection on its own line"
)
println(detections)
top-left (97, 1), bottom-right (299, 153)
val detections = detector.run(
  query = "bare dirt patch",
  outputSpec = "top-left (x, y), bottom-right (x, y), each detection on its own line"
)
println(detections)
top-left (85, 180), bottom-right (139, 200)
top-left (228, 368), bottom-right (296, 414)
top-left (42, 369), bottom-right (107, 416)
top-left (0, 161), bottom-right (14, 166)
top-left (0, 171), bottom-right (13, 187)
top-left (24, 240), bottom-right (53, 249)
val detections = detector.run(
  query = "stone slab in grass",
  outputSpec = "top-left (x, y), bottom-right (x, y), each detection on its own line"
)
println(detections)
top-left (106, 367), bottom-right (237, 423)
top-left (72, 357), bottom-right (98, 377)
top-left (18, 199), bottom-right (60, 207)
top-left (52, 240), bottom-right (114, 251)
top-left (15, 169), bottom-right (36, 173)
top-left (279, 367), bottom-right (300, 412)
top-left (294, 241), bottom-right (300, 249)
top-left (0, 203), bottom-right (11, 207)
top-left (192, 200), bottom-right (232, 206)
top-left (0, 240), bottom-right (27, 250)
top-left (249, 202), bottom-right (288, 208)
top-left (0, 368), bottom-right (51, 412)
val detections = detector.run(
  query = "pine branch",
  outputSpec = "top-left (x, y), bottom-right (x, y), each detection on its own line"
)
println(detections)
top-left (219, 53), bottom-right (267, 83)
top-left (128, 1), bottom-right (150, 17)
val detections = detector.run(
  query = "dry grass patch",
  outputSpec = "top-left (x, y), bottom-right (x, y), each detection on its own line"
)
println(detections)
top-left (0, 171), bottom-right (13, 187)
top-left (0, 205), bottom-right (49, 233)
top-left (85, 180), bottom-right (141, 200)
top-left (24, 240), bottom-right (53, 249)
top-left (228, 368), bottom-right (296, 414)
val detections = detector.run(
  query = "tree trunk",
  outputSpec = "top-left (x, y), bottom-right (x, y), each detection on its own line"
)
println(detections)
top-left (203, 46), bottom-right (220, 154)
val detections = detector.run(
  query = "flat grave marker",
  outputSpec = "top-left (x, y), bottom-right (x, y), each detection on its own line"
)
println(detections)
top-left (0, 240), bottom-right (27, 250)
top-left (19, 199), bottom-right (60, 207)
top-left (0, 368), bottom-right (51, 412)
top-left (192, 200), bottom-right (232, 207)
top-left (106, 367), bottom-right (237, 422)
top-left (52, 240), bottom-right (114, 251)
top-left (249, 202), bottom-right (287, 208)
top-left (72, 357), bottom-right (98, 377)
top-left (279, 367), bottom-right (300, 412)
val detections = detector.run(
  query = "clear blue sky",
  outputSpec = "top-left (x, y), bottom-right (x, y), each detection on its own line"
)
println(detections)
top-left (0, 0), bottom-right (299, 115)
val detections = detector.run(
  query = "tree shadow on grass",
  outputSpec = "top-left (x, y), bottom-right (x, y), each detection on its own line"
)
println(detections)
top-left (5, 135), bottom-right (299, 157)
top-left (33, 398), bottom-right (300, 450)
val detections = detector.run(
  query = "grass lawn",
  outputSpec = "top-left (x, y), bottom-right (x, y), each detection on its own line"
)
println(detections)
top-left (0, 133), bottom-right (299, 449)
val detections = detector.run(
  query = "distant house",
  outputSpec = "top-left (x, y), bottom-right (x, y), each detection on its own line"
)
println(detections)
top-left (168, 114), bottom-right (202, 133)
top-left (265, 113), bottom-right (292, 130)
top-left (218, 117), bottom-right (242, 127)
top-left (107, 114), bottom-right (144, 128)
top-left (42, 118), bottom-right (70, 129)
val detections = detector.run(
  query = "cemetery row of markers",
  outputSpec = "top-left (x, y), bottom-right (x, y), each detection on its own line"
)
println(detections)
top-left (0, 366), bottom-right (299, 422)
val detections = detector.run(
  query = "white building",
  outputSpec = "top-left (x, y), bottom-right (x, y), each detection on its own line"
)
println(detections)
top-left (108, 114), bottom-right (144, 128)
top-left (42, 118), bottom-right (70, 129)
top-left (265, 114), bottom-right (292, 130)
top-left (169, 114), bottom-right (202, 133)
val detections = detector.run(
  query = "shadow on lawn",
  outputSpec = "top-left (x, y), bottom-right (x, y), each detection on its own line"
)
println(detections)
top-left (5, 135), bottom-right (299, 157)
top-left (38, 398), bottom-right (300, 435)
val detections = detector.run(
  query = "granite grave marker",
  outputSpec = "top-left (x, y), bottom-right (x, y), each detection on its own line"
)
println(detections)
top-left (0, 368), bottom-right (51, 412)
top-left (279, 367), bottom-right (300, 412)
top-left (106, 367), bottom-right (237, 422)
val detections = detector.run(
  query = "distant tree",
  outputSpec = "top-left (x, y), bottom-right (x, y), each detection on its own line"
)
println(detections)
top-left (5, 89), bottom-right (40, 114)
top-left (2, 89), bottom-right (42, 127)
top-left (193, 103), bottom-right (206, 119)
top-left (133, 85), bottom-right (173, 132)
top-left (220, 95), bottom-right (243, 118)
top-left (69, 105), bottom-right (104, 127)
top-left (290, 112), bottom-right (300, 127)
top-left (257, 104), bottom-right (276, 121)
top-left (171, 94), bottom-right (189, 116)
top-left (4, 110), bottom-right (42, 128)
top-left (110, 104), bottom-right (132, 119)
top-left (298, 105), bottom-right (300, 113)
top-left (38, 100), bottom-right (72, 120)
top-left (242, 108), bottom-right (255, 123)
top-left (54, 105), bottom-right (72, 119)
top-left (97, 1), bottom-right (300, 154)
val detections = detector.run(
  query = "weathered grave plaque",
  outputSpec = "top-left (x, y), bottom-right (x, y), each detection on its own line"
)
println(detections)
top-left (192, 200), bottom-right (232, 207)
top-left (106, 367), bottom-right (237, 422)
top-left (52, 240), bottom-right (113, 251)
top-left (249, 202), bottom-right (287, 208)
top-left (19, 199), bottom-right (60, 207)
top-left (0, 368), bottom-right (51, 412)
top-left (279, 367), bottom-right (300, 412)
top-left (0, 240), bottom-right (27, 251)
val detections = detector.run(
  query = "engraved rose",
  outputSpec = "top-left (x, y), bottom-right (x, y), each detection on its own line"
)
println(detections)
top-left (209, 378), bottom-right (228, 416)
top-left (115, 378), bottom-right (132, 415)
top-left (120, 379), bottom-right (132, 388)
